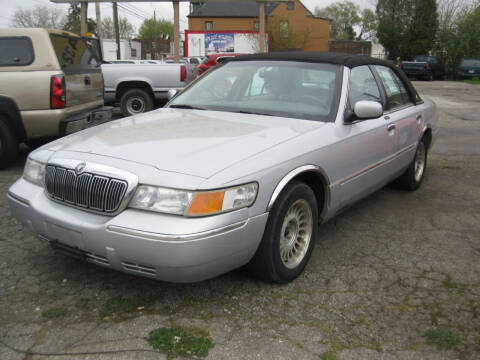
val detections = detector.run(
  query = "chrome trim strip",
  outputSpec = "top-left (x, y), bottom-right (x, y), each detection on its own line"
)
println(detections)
top-left (338, 143), bottom-right (417, 186)
top-left (106, 219), bottom-right (249, 243)
top-left (267, 165), bottom-right (331, 213)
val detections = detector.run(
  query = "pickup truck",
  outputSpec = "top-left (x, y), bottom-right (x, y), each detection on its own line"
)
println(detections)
top-left (0, 28), bottom-right (111, 168)
top-left (102, 62), bottom-right (196, 116)
top-left (400, 55), bottom-right (445, 81)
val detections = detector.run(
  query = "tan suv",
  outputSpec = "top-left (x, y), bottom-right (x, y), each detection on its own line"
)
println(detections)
top-left (0, 28), bottom-right (112, 168)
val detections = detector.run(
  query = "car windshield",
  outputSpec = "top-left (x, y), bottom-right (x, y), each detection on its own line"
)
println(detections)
top-left (169, 60), bottom-right (342, 121)
top-left (461, 59), bottom-right (480, 67)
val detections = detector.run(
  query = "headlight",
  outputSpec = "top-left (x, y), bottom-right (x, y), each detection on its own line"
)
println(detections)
top-left (23, 158), bottom-right (46, 186)
top-left (129, 182), bottom-right (258, 216)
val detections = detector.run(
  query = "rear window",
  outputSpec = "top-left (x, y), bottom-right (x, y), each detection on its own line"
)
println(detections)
top-left (50, 34), bottom-right (99, 71)
top-left (0, 37), bottom-right (34, 66)
top-left (461, 59), bottom-right (480, 67)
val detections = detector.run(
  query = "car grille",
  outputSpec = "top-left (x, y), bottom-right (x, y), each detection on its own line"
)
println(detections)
top-left (45, 165), bottom-right (128, 214)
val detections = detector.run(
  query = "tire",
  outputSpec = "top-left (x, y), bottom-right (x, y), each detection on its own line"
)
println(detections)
top-left (247, 181), bottom-right (318, 283)
top-left (0, 118), bottom-right (18, 169)
top-left (425, 72), bottom-right (434, 81)
top-left (396, 138), bottom-right (427, 191)
top-left (120, 88), bottom-right (154, 117)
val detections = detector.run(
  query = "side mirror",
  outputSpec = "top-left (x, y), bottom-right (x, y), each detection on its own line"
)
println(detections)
top-left (167, 89), bottom-right (178, 101)
top-left (353, 100), bottom-right (383, 120)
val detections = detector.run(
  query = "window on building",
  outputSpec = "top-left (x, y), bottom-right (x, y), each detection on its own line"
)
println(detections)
top-left (280, 21), bottom-right (289, 38)
top-left (205, 21), bottom-right (213, 30)
top-left (131, 48), bottom-right (137, 57)
top-left (286, 2), bottom-right (295, 10)
top-left (254, 21), bottom-right (260, 31)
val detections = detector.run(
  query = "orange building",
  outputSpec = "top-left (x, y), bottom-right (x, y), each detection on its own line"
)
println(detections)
top-left (187, 1), bottom-right (330, 52)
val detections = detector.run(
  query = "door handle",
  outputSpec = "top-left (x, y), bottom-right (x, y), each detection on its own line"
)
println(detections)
top-left (387, 124), bottom-right (396, 132)
top-left (416, 114), bottom-right (423, 124)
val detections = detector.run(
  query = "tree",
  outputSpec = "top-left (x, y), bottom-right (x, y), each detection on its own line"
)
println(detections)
top-left (434, 5), bottom-right (480, 77)
top-left (376, 0), bottom-right (439, 60)
top-left (315, 1), bottom-right (361, 40)
top-left (63, 2), bottom-right (96, 35)
top-left (11, 5), bottom-right (66, 29)
top-left (102, 17), bottom-right (135, 39)
top-left (357, 9), bottom-right (378, 41)
top-left (138, 18), bottom-right (173, 39)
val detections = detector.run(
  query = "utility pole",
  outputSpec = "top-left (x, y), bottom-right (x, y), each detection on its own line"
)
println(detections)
top-left (259, 1), bottom-right (266, 53)
top-left (153, 10), bottom-right (157, 60)
top-left (112, 1), bottom-right (121, 60)
top-left (95, 1), bottom-right (103, 56)
top-left (173, 0), bottom-right (180, 62)
top-left (80, 2), bottom-right (88, 36)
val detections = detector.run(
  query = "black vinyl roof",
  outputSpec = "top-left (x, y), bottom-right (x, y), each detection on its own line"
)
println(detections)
top-left (188, 2), bottom-right (279, 18)
top-left (230, 51), bottom-right (395, 68)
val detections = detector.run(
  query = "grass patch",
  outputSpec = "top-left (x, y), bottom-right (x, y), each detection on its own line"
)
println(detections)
top-left (99, 293), bottom-right (158, 318)
top-left (320, 352), bottom-right (339, 360)
top-left (464, 78), bottom-right (480, 85)
top-left (41, 307), bottom-right (68, 319)
top-left (424, 328), bottom-right (462, 350)
top-left (147, 327), bottom-right (214, 359)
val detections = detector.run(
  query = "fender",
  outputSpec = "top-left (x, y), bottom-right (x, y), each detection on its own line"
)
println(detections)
top-left (0, 96), bottom-right (27, 142)
top-left (267, 165), bottom-right (331, 217)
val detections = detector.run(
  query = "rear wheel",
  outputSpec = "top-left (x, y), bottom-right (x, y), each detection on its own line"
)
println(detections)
top-left (396, 138), bottom-right (427, 191)
top-left (0, 118), bottom-right (18, 169)
top-left (120, 89), bottom-right (154, 117)
top-left (248, 181), bottom-right (318, 283)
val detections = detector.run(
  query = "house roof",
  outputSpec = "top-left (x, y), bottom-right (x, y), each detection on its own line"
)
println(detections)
top-left (188, 2), bottom-right (280, 18)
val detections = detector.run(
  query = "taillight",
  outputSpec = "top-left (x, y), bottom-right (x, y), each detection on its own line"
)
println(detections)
top-left (426, 62), bottom-right (431, 70)
top-left (180, 65), bottom-right (187, 82)
top-left (51, 75), bottom-right (66, 109)
top-left (400, 61), bottom-right (404, 68)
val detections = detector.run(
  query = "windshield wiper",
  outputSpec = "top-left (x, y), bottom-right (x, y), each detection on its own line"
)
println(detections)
top-left (169, 104), bottom-right (206, 110)
top-left (231, 110), bottom-right (275, 117)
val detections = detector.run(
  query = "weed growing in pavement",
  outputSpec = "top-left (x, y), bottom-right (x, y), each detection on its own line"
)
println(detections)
top-left (99, 293), bottom-right (158, 318)
top-left (41, 307), bottom-right (68, 319)
top-left (424, 328), bottom-right (462, 350)
top-left (147, 327), bottom-right (214, 359)
top-left (320, 351), bottom-right (339, 360)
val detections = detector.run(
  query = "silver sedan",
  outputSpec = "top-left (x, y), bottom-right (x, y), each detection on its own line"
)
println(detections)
top-left (8, 52), bottom-right (438, 283)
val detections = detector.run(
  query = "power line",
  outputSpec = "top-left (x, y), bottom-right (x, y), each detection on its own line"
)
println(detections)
top-left (117, 3), bottom-right (147, 21)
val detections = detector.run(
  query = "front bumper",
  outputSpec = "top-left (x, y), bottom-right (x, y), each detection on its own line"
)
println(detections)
top-left (8, 178), bottom-right (269, 283)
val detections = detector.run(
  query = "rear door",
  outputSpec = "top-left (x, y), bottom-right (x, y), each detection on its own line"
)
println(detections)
top-left (373, 65), bottom-right (420, 171)
top-left (49, 33), bottom-right (103, 107)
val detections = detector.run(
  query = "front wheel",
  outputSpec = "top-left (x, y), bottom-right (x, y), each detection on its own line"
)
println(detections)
top-left (0, 118), bottom-right (18, 169)
top-left (247, 181), bottom-right (318, 283)
top-left (396, 139), bottom-right (427, 191)
top-left (120, 89), bottom-right (154, 117)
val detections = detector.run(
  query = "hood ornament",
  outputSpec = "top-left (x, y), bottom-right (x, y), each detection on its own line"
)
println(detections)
top-left (75, 162), bottom-right (86, 174)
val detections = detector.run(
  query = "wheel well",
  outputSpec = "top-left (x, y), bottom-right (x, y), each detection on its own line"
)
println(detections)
top-left (423, 128), bottom-right (432, 150)
top-left (116, 82), bottom-right (154, 101)
top-left (293, 171), bottom-right (328, 219)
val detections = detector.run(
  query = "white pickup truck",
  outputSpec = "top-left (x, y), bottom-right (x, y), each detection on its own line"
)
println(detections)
top-left (102, 62), bottom-right (196, 116)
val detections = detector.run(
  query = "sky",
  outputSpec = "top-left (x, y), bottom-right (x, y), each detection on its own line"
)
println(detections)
top-left (0, 0), bottom-right (375, 33)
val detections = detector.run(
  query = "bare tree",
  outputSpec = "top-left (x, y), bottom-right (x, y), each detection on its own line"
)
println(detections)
top-left (11, 5), bottom-right (66, 29)
top-left (102, 17), bottom-right (135, 39)
top-left (438, 0), bottom-right (477, 27)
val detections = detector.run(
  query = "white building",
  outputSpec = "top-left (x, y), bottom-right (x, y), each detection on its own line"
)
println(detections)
top-left (101, 39), bottom-right (142, 61)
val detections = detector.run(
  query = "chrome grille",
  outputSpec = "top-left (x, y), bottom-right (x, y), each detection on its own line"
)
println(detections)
top-left (45, 165), bottom-right (128, 214)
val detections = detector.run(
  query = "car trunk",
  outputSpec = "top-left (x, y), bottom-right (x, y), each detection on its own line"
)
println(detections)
top-left (49, 34), bottom-right (104, 107)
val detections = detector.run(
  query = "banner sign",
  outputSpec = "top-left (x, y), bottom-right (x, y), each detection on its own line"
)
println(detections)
top-left (205, 33), bottom-right (235, 54)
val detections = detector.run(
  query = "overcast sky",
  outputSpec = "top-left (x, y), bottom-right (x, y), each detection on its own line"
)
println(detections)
top-left (0, 0), bottom-right (375, 33)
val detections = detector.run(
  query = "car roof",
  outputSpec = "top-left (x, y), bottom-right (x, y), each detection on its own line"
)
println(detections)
top-left (230, 51), bottom-right (394, 69)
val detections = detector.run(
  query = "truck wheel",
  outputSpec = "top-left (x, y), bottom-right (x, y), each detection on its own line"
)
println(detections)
top-left (120, 89), bottom-right (154, 117)
top-left (426, 72), bottom-right (434, 81)
top-left (247, 181), bottom-right (318, 283)
top-left (0, 118), bottom-right (18, 169)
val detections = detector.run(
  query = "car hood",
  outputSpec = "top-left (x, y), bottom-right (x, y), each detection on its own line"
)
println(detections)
top-left (43, 108), bottom-right (325, 178)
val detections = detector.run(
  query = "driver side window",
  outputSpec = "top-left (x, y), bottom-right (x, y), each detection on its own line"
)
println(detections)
top-left (348, 66), bottom-right (381, 108)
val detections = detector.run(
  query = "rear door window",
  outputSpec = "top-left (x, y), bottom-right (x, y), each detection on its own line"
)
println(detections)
top-left (374, 66), bottom-right (411, 110)
top-left (50, 34), bottom-right (99, 73)
top-left (0, 37), bottom-right (34, 66)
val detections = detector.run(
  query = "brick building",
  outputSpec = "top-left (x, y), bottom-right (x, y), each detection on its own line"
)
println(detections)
top-left (186, 1), bottom-right (330, 55)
